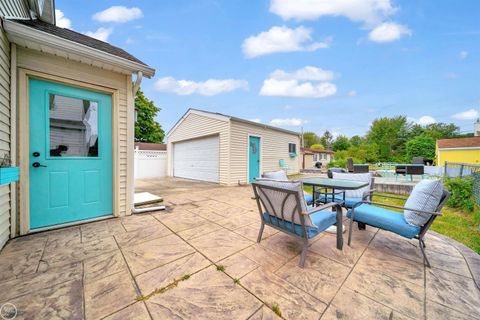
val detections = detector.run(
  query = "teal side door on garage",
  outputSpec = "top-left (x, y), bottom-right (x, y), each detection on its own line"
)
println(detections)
top-left (248, 136), bottom-right (260, 183)
top-left (29, 79), bottom-right (113, 229)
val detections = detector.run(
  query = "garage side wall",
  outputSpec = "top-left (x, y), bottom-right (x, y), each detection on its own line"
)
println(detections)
top-left (0, 28), bottom-right (11, 248)
top-left (167, 113), bottom-right (230, 184)
top-left (230, 121), bottom-right (300, 184)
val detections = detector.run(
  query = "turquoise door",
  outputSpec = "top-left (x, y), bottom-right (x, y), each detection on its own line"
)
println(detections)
top-left (29, 79), bottom-right (113, 229)
top-left (248, 136), bottom-right (260, 183)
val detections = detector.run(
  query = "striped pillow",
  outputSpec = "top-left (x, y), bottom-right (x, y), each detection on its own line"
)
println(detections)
top-left (404, 179), bottom-right (443, 227)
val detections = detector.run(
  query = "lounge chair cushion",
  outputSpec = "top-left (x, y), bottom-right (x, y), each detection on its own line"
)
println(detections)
top-left (261, 171), bottom-right (313, 205)
top-left (262, 170), bottom-right (288, 180)
top-left (254, 179), bottom-right (314, 227)
top-left (332, 172), bottom-right (372, 198)
top-left (320, 194), bottom-right (362, 208)
top-left (404, 179), bottom-right (443, 227)
top-left (263, 209), bottom-right (336, 238)
top-left (347, 204), bottom-right (420, 239)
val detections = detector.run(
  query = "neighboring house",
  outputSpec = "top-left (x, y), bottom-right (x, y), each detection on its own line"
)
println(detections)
top-left (167, 109), bottom-right (301, 185)
top-left (436, 137), bottom-right (480, 166)
top-left (134, 142), bottom-right (167, 151)
top-left (0, 0), bottom-right (154, 248)
top-left (300, 148), bottom-right (334, 169)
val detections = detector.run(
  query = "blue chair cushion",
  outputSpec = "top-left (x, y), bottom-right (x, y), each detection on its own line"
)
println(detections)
top-left (320, 194), bottom-right (362, 208)
top-left (263, 209), bottom-right (337, 239)
top-left (304, 193), bottom-right (313, 204)
top-left (347, 204), bottom-right (420, 239)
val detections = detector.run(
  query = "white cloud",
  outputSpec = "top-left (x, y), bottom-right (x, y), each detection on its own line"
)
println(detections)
top-left (260, 67), bottom-right (337, 98)
top-left (270, 66), bottom-right (335, 81)
top-left (459, 51), bottom-right (468, 60)
top-left (55, 9), bottom-right (71, 29)
top-left (260, 79), bottom-right (336, 98)
top-left (411, 115), bottom-right (436, 126)
top-left (452, 109), bottom-right (479, 121)
top-left (270, 118), bottom-right (307, 126)
top-left (348, 90), bottom-right (357, 97)
top-left (242, 26), bottom-right (331, 58)
top-left (270, 0), bottom-right (397, 26)
top-left (368, 22), bottom-right (411, 42)
top-left (249, 118), bottom-right (262, 123)
top-left (84, 27), bottom-right (113, 42)
top-left (154, 77), bottom-right (248, 96)
top-left (93, 6), bottom-right (143, 23)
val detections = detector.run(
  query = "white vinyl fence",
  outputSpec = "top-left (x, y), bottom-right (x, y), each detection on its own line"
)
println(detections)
top-left (134, 149), bottom-right (167, 179)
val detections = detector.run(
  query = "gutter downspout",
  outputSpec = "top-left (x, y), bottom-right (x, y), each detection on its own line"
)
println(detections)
top-left (130, 72), bottom-right (165, 214)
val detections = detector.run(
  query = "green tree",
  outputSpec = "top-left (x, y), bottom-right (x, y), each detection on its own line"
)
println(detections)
top-left (350, 135), bottom-right (362, 147)
top-left (310, 144), bottom-right (324, 150)
top-left (134, 89), bottom-right (164, 143)
top-left (332, 135), bottom-right (351, 151)
top-left (405, 135), bottom-right (436, 162)
top-left (320, 130), bottom-right (334, 149)
top-left (366, 116), bottom-right (408, 161)
top-left (303, 131), bottom-right (321, 147)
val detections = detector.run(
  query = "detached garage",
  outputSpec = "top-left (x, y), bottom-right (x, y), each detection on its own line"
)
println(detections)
top-left (167, 109), bottom-right (301, 185)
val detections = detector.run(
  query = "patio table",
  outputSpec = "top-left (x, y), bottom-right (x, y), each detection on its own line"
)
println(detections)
top-left (302, 177), bottom-right (369, 233)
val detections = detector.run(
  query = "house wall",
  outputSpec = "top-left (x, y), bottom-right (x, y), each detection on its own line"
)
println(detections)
top-left (167, 112), bottom-right (230, 184)
top-left (16, 47), bottom-right (133, 234)
top-left (230, 120), bottom-right (300, 184)
top-left (437, 148), bottom-right (480, 166)
top-left (0, 28), bottom-right (11, 248)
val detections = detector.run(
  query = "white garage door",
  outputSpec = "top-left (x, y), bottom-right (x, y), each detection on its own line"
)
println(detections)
top-left (173, 135), bottom-right (219, 183)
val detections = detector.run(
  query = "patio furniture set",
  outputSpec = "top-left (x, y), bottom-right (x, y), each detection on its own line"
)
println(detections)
top-left (252, 170), bottom-right (450, 268)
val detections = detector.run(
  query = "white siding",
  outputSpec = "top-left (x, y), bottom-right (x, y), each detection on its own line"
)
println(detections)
top-left (16, 47), bottom-right (133, 223)
top-left (167, 113), bottom-right (230, 185)
top-left (0, 29), bottom-right (11, 248)
top-left (230, 120), bottom-right (300, 185)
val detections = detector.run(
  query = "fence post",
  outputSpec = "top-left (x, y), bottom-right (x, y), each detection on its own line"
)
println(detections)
top-left (459, 164), bottom-right (464, 178)
top-left (444, 161), bottom-right (448, 177)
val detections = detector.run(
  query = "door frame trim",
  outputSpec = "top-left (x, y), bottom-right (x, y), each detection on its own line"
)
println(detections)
top-left (247, 134), bottom-right (262, 183)
top-left (18, 68), bottom-right (119, 235)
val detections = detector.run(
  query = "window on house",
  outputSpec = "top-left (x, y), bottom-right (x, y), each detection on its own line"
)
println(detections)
top-left (313, 154), bottom-right (318, 161)
top-left (288, 143), bottom-right (296, 154)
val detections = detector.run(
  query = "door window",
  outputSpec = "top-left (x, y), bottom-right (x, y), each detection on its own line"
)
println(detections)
top-left (49, 94), bottom-right (98, 157)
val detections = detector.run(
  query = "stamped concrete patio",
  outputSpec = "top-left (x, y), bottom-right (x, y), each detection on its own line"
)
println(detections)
top-left (1, 178), bottom-right (479, 320)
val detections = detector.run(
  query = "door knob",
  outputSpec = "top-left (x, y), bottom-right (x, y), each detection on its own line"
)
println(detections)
top-left (32, 162), bottom-right (47, 168)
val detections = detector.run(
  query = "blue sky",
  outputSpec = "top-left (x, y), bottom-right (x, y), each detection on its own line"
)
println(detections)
top-left (56, 0), bottom-right (480, 137)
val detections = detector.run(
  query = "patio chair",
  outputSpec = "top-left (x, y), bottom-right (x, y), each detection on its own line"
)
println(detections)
top-left (346, 179), bottom-right (450, 267)
top-left (411, 157), bottom-right (424, 165)
top-left (346, 158), bottom-right (369, 173)
top-left (252, 179), bottom-right (343, 268)
top-left (262, 170), bottom-right (314, 205)
top-left (320, 172), bottom-right (374, 209)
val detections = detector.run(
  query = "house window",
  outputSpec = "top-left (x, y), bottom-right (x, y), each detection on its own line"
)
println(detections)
top-left (288, 143), bottom-right (296, 154)
top-left (313, 154), bottom-right (318, 161)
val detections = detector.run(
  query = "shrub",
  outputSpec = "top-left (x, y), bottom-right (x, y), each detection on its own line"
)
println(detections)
top-left (443, 177), bottom-right (475, 212)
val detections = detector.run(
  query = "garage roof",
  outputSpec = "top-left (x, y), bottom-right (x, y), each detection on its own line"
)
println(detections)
top-left (168, 108), bottom-right (301, 137)
top-left (437, 136), bottom-right (480, 149)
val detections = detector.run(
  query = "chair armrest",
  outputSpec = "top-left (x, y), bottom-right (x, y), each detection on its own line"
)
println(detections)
top-left (303, 202), bottom-right (341, 215)
top-left (353, 200), bottom-right (442, 216)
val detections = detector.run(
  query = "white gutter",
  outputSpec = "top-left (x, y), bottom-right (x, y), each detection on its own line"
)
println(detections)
top-left (3, 19), bottom-right (155, 78)
top-left (438, 147), bottom-right (480, 151)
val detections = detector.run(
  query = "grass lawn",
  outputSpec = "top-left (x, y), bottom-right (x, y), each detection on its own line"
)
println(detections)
top-left (304, 188), bottom-right (480, 254)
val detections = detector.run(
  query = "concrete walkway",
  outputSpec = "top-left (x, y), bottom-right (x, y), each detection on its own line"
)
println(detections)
top-left (0, 179), bottom-right (479, 319)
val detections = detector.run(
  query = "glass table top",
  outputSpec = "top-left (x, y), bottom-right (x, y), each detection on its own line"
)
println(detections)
top-left (301, 177), bottom-right (369, 190)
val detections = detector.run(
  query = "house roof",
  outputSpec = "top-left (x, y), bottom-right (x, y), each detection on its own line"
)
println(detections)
top-left (4, 18), bottom-right (155, 77)
top-left (437, 136), bottom-right (480, 149)
top-left (301, 147), bottom-right (334, 154)
top-left (167, 108), bottom-right (301, 137)
top-left (134, 142), bottom-right (167, 151)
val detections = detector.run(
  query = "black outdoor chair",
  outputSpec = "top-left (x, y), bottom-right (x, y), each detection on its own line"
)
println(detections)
top-left (347, 157), bottom-right (369, 173)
